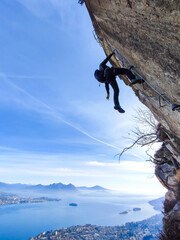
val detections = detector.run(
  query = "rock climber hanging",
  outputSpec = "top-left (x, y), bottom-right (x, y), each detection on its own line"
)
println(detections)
top-left (94, 52), bottom-right (143, 113)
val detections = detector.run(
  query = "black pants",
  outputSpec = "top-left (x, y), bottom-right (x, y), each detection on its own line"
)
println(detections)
top-left (105, 67), bottom-right (135, 108)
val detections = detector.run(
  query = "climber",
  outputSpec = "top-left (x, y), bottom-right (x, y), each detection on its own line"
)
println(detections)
top-left (94, 52), bottom-right (142, 113)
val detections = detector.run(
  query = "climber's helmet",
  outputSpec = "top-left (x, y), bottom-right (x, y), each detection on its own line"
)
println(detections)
top-left (94, 69), bottom-right (104, 83)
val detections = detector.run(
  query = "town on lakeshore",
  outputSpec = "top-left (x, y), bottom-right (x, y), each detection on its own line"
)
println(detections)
top-left (0, 192), bottom-right (60, 205)
top-left (30, 214), bottom-right (162, 240)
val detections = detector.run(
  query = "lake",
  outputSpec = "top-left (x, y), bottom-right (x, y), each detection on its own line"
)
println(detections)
top-left (0, 192), bottom-right (161, 240)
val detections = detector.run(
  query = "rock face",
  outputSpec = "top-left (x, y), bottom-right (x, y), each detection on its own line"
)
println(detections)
top-left (83, 0), bottom-right (180, 238)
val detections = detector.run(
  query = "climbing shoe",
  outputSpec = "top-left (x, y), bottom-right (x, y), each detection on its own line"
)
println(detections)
top-left (128, 65), bottom-right (134, 70)
top-left (172, 104), bottom-right (180, 112)
top-left (130, 78), bottom-right (144, 85)
top-left (114, 106), bottom-right (125, 113)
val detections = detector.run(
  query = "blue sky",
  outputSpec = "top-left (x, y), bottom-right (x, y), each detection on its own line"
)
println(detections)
top-left (0, 0), bottom-right (165, 195)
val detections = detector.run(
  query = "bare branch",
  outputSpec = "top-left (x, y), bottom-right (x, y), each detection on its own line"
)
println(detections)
top-left (117, 108), bottom-right (159, 160)
top-left (117, 133), bottom-right (157, 160)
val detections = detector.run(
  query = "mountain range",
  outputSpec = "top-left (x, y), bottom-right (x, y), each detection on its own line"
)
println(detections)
top-left (77, 185), bottom-right (107, 191)
top-left (0, 182), bottom-right (107, 194)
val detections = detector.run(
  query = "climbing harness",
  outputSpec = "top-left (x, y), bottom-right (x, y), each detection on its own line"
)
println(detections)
top-left (158, 95), bottom-right (167, 108)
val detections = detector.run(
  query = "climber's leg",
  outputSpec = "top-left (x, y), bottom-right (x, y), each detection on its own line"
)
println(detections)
top-left (110, 79), bottom-right (125, 113)
top-left (113, 67), bottom-right (144, 85)
top-left (113, 68), bottom-right (135, 80)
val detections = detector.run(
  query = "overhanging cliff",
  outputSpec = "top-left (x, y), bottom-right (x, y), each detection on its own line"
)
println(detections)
top-left (82, 0), bottom-right (180, 239)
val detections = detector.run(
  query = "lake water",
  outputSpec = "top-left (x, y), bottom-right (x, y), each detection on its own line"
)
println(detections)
top-left (0, 193), bottom-right (161, 240)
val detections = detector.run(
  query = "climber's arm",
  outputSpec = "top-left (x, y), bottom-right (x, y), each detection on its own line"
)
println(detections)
top-left (100, 52), bottom-right (115, 68)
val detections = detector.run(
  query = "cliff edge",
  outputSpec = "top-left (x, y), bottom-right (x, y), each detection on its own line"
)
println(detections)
top-left (83, 0), bottom-right (180, 239)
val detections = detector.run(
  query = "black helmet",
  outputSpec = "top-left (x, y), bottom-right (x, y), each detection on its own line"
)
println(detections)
top-left (94, 69), bottom-right (104, 83)
top-left (94, 69), bottom-right (99, 80)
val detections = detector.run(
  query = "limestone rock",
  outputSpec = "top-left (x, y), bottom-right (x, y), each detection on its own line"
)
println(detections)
top-left (155, 163), bottom-right (177, 189)
top-left (85, 0), bottom-right (180, 137)
top-left (84, 0), bottom-right (180, 237)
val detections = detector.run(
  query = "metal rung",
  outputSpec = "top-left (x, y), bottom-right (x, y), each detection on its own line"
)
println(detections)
top-left (159, 95), bottom-right (167, 108)
top-left (142, 81), bottom-right (147, 90)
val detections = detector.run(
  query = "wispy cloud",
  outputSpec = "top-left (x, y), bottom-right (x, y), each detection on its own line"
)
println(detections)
top-left (7, 168), bottom-right (111, 178)
top-left (0, 148), bottom-right (162, 193)
top-left (17, 0), bottom-right (57, 18)
top-left (0, 146), bottom-right (19, 152)
top-left (17, 0), bottom-right (89, 35)
top-left (0, 149), bottom-right (116, 182)
top-left (0, 73), bottom-right (53, 80)
top-left (0, 73), bottom-right (122, 151)
top-left (87, 160), bottom-right (154, 173)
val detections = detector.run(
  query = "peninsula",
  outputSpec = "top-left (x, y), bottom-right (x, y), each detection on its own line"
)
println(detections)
top-left (0, 192), bottom-right (60, 206)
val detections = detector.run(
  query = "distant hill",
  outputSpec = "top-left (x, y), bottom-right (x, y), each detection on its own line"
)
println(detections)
top-left (77, 185), bottom-right (107, 191)
top-left (27, 183), bottom-right (77, 192)
top-left (149, 197), bottom-right (164, 211)
top-left (0, 182), bottom-right (78, 193)
top-left (0, 182), bottom-right (107, 195)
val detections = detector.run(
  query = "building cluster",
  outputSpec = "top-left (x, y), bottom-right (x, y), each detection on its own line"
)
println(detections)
top-left (0, 194), bottom-right (19, 205)
top-left (0, 193), bottom-right (59, 205)
top-left (30, 214), bottom-right (162, 240)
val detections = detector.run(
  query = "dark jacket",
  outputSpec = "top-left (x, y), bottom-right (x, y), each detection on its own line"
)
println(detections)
top-left (95, 52), bottom-right (114, 95)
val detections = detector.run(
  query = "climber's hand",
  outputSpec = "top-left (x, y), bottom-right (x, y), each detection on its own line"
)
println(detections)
top-left (110, 51), bottom-right (115, 57)
top-left (106, 94), bottom-right (110, 100)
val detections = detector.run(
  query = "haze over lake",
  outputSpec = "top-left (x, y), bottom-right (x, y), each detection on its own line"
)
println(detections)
top-left (0, 189), bottom-right (162, 240)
